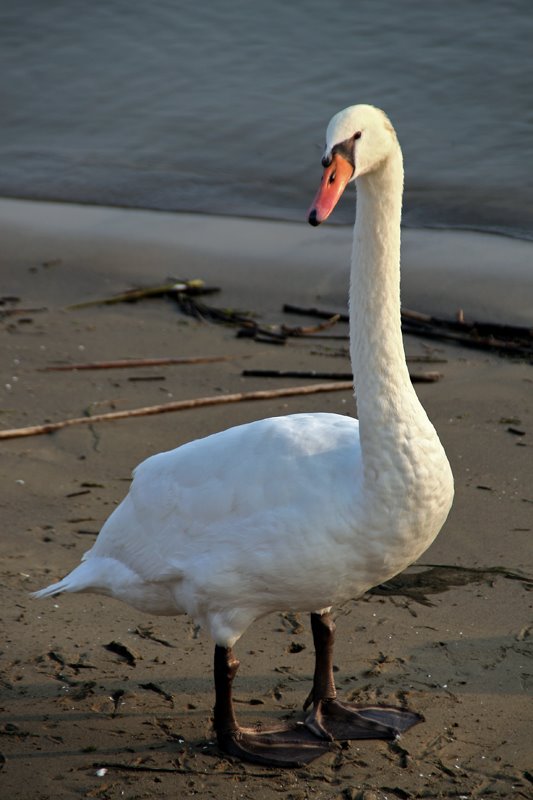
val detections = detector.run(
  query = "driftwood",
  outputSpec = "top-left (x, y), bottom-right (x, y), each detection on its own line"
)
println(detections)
top-left (175, 298), bottom-right (295, 344)
top-left (62, 279), bottom-right (532, 358)
top-left (67, 279), bottom-right (220, 310)
top-left (173, 297), bottom-right (341, 343)
top-left (41, 355), bottom-right (245, 372)
top-left (242, 369), bottom-right (442, 383)
top-left (283, 303), bottom-right (533, 360)
top-left (65, 279), bottom-right (273, 344)
top-left (0, 381), bottom-right (353, 441)
top-left (400, 307), bottom-right (533, 358)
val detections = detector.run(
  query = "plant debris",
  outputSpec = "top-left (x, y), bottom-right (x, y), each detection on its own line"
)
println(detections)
top-left (133, 624), bottom-right (176, 648)
top-left (102, 641), bottom-right (138, 667)
top-left (67, 278), bottom-right (220, 310)
top-left (139, 682), bottom-right (174, 705)
top-left (63, 277), bottom-right (532, 359)
top-left (283, 303), bottom-right (533, 361)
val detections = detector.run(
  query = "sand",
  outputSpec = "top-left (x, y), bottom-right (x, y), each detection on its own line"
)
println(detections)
top-left (0, 199), bottom-right (532, 799)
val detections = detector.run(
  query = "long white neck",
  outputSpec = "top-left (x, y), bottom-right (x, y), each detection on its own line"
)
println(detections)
top-left (349, 143), bottom-right (428, 479)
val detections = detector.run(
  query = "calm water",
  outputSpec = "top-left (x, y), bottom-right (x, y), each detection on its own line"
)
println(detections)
top-left (1, 0), bottom-right (532, 237)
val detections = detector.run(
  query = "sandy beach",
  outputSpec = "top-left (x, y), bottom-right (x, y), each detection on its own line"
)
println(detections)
top-left (1, 198), bottom-right (532, 799)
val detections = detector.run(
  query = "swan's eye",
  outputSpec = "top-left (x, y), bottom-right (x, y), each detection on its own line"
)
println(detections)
top-left (354, 131), bottom-right (362, 140)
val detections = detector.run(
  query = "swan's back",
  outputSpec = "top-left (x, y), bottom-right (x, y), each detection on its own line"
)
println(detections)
top-left (126, 412), bottom-right (360, 532)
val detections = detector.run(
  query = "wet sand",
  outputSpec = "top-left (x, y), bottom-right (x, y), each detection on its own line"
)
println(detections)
top-left (1, 199), bottom-right (532, 799)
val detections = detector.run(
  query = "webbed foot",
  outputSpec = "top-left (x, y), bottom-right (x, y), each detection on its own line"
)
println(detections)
top-left (217, 723), bottom-right (331, 767)
top-left (214, 645), bottom-right (331, 766)
top-left (305, 697), bottom-right (423, 741)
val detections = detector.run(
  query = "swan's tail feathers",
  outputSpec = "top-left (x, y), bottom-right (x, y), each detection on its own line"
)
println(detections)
top-left (32, 557), bottom-right (180, 616)
top-left (31, 560), bottom-right (108, 600)
top-left (32, 578), bottom-right (74, 599)
top-left (32, 557), bottom-right (123, 599)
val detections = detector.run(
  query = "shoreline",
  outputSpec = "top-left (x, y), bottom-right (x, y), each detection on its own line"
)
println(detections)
top-left (1, 197), bottom-right (533, 326)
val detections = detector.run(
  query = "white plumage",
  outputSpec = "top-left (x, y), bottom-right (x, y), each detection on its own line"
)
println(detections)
top-left (34, 105), bottom-right (454, 766)
top-left (43, 415), bottom-right (363, 634)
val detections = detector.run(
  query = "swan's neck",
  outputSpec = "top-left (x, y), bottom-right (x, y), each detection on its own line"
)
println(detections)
top-left (350, 146), bottom-right (425, 474)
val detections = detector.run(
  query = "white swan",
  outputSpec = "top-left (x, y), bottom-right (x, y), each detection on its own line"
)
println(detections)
top-left (34, 105), bottom-right (454, 767)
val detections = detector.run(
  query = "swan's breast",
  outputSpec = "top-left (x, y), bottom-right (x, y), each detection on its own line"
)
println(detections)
top-left (356, 415), bottom-right (454, 585)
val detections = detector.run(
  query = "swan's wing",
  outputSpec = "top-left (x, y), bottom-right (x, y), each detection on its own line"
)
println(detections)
top-left (38, 413), bottom-right (366, 640)
top-left (88, 412), bottom-right (362, 584)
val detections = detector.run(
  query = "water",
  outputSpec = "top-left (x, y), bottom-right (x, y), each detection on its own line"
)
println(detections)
top-left (1, 0), bottom-right (532, 238)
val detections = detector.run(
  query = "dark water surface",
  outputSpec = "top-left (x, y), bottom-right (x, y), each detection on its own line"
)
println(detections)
top-left (1, 1), bottom-right (532, 237)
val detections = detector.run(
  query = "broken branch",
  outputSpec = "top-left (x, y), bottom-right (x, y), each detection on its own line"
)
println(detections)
top-left (41, 355), bottom-right (246, 372)
top-left (0, 382), bottom-right (354, 440)
top-left (283, 303), bottom-right (349, 323)
top-left (281, 314), bottom-right (341, 337)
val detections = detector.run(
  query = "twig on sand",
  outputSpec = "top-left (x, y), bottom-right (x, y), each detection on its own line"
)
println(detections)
top-left (243, 369), bottom-right (355, 380)
top-left (0, 306), bottom-right (48, 317)
top-left (283, 303), bottom-right (349, 323)
top-left (41, 355), bottom-right (246, 372)
top-left (407, 371), bottom-right (443, 383)
top-left (406, 355), bottom-right (448, 364)
top-left (242, 369), bottom-right (442, 383)
top-left (281, 314), bottom-right (342, 337)
top-left (92, 761), bottom-right (282, 778)
top-left (0, 382), bottom-right (353, 441)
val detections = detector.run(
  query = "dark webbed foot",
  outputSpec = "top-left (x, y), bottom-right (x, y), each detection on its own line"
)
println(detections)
top-left (213, 645), bottom-right (331, 766)
top-left (305, 698), bottom-right (423, 741)
top-left (305, 611), bottom-right (423, 742)
top-left (217, 724), bottom-right (331, 767)
top-left (212, 607), bottom-right (424, 768)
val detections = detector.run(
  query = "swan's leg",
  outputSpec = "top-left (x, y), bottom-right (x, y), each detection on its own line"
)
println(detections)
top-left (213, 645), bottom-right (331, 767)
top-left (304, 612), bottom-right (423, 741)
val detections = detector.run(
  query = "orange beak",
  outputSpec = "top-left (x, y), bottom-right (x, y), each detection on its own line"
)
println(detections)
top-left (308, 153), bottom-right (354, 226)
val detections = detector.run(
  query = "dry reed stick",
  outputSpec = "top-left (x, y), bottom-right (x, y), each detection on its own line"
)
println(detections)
top-left (0, 382), bottom-right (353, 441)
top-left (242, 369), bottom-right (442, 383)
top-left (41, 355), bottom-right (245, 372)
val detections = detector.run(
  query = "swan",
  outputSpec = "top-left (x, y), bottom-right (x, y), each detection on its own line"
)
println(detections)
top-left (34, 104), bottom-right (454, 767)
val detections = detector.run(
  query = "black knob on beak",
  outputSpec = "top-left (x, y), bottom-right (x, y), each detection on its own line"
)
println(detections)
top-left (308, 209), bottom-right (320, 226)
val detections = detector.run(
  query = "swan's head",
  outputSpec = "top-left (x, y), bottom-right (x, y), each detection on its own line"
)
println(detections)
top-left (308, 104), bottom-right (397, 226)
